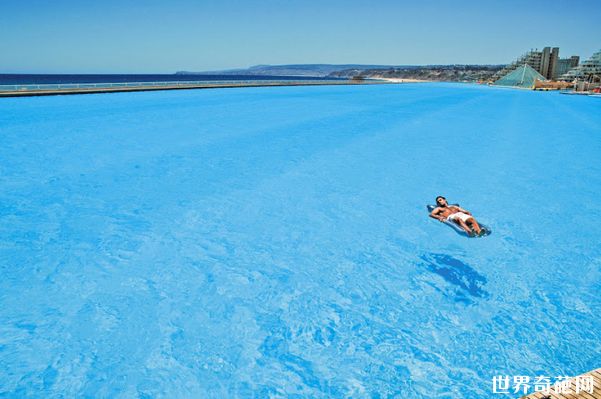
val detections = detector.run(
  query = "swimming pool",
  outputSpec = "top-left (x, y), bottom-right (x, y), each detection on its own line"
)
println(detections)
top-left (1, 83), bottom-right (599, 398)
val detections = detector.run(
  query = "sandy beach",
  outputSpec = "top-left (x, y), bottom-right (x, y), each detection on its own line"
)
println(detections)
top-left (369, 77), bottom-right (430, 83)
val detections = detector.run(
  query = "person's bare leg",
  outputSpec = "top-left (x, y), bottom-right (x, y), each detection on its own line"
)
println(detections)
top-left (468, 218), bottom-right (482, 235)
top-left (455, 220), bottom-right (473, 235)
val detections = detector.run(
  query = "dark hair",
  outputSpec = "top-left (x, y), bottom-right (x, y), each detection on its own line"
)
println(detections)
top-left (436, 196), bottom-right (446, 203)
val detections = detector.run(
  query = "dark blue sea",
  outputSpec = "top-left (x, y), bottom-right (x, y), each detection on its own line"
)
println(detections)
top-left (0, 74), bottom-right (341, 85)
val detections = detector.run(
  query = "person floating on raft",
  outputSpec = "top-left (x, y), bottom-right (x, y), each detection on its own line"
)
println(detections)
top-left (429, 196), bottom-right (483, 236)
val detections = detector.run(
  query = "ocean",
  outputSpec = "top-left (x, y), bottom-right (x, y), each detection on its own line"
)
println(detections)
top-left (0, 74), bottom-right (340, 85)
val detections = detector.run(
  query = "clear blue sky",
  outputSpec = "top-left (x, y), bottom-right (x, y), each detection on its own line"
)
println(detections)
top-left (1, 0), bottom-right (600, 73)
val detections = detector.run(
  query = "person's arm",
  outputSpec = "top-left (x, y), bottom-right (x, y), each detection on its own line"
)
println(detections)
top-left (429, 207), bottom-right (446, 222)
top-left (452, 205), bottom-right (471, 215)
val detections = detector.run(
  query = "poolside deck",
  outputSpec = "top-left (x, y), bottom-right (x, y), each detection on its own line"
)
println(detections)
top-left (519, 369), bottom-right (601, 399)
top-left (0, 80), bottom-right (387, 97)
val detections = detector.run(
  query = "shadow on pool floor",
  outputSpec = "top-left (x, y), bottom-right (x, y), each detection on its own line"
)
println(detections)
top-left (420, 253), bottom-right (489, 303)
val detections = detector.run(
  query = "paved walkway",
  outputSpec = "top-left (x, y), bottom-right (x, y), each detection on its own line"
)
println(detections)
top-left (520, 368), bottom-right (601, 399)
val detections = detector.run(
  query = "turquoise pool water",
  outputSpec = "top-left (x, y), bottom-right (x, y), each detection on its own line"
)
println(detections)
top-left (1, 83), bottom-right (600, 398)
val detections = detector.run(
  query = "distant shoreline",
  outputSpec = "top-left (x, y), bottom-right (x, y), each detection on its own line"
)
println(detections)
top-left (367, 77), bottom-right (431, 83)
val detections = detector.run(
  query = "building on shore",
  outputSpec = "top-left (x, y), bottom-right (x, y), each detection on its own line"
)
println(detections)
top-left (555, 56), bottom-right (580, 77)
top-left (539, 47), bottom-right (560, 79)
top-left (561, 49), bottom-right (601, 84)
top-left (493, 47), bottom-right (579, 81)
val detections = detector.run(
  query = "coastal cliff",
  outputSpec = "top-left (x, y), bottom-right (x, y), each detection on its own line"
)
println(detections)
top-left (177, 64), bottom-right (504, 82)
top-left (328, 65), bottom-right (504, 82)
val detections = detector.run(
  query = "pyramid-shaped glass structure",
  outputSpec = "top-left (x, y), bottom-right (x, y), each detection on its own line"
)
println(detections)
top-left (493, 64), bottom-right (546, 88)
